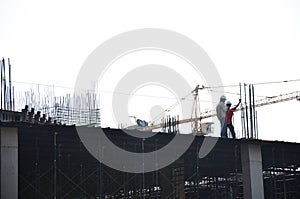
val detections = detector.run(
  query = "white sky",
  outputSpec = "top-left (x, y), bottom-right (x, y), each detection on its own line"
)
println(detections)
top-left (0, 0), bottom-right (299, 142)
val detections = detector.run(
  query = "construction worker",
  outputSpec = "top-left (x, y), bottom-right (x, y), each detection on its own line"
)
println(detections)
top-left (216, 95), bottom-right (227, 136)
top-left (223, 99), bottom-right (241, 138)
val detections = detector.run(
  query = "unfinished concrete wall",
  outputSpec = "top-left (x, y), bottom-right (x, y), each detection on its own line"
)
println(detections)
top-left (1, 127), bottom-right (18, 199)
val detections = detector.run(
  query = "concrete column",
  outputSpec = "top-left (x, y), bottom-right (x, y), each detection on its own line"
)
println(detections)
top-left (241, 143), bottom-right (264, 199)
top-left (1, 127), bottom-right (18, 199)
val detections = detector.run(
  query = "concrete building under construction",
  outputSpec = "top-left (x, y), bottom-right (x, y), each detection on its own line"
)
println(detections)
top-left (0, 58), bottom-right (300, 198)
top-left (1, 120), bottom-right (300, 199)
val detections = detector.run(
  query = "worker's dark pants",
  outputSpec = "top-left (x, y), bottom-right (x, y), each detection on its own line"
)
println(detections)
top-left (224, 123), bottom-right (236, 139)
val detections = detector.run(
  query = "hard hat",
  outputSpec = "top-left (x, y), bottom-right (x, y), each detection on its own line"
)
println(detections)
top-left (220, 95), bottom-right (226, 100)
top-left (226, 101), bottom-right (232, 105)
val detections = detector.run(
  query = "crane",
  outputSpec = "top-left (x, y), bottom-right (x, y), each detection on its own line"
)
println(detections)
top-left (136, 90), bottom-right (300, 133)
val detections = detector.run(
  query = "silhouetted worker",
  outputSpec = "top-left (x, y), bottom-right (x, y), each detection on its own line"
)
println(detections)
top-left (216, 95), bottom-right (227, 136)
top-left (223, 99), bottom-right (241, 138)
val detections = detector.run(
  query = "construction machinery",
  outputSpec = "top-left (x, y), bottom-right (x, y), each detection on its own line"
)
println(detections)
top-left (134, 88), bottom-right (300, 134)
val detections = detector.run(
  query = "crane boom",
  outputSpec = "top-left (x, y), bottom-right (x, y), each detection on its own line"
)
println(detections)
top-left (139, 90), bottom-right (300, 132)
top-left (252, 91), bottom-right (300, 108)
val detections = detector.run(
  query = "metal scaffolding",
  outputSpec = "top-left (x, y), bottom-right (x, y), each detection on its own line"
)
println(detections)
top-left (14, 124), bottom-right (300, 199)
